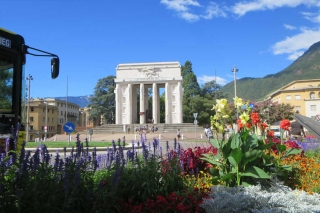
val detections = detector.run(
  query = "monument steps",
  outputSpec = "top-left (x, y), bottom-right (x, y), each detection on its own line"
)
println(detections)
top-left (79, 123), bottom-right (204, 134)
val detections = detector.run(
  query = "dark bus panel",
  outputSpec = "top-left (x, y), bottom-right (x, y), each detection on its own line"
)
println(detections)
top-left (0, 28), bottom-right (26, 134)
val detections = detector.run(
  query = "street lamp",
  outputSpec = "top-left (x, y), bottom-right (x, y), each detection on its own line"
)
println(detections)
top-left (85, 113), bottom-right (88, 139)
top-left (81, 111), bottom-right (84, 127)
top-left (44, 101), bottom-right (48, 141)
top-left (26, 74), bottom-right (33, 142)
top-left (231, 65), bottom-right (239, 119)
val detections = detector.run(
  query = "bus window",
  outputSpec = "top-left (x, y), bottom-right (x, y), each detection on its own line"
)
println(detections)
top-left (0, 57), bottom-right (14, 114)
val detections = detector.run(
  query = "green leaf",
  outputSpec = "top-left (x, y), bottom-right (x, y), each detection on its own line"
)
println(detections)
top-left (230, 148), bottom-right (243, 164)
top-left (279, 165), bottom-right (292, 171)
top-left (228, 156), bottom-right (238, 167)
top-left (231, 133), bottom-right (242, 149)
top-left (200, 157), bottom-right (222, 167)
top-left (242, 181), bottom-right (251, 187)
top-left (241, 166), bottom-right (270, 179)
top-left (221, 173), bottom-right (234, 181)
top-left (283, 148), bottom-right (302, 158)
top-left (209, 139), bottom-right (221, 149)
top-left (276, 144), bottom-right (287, 153)
top-left (243, 150), bottom-right (262, 165)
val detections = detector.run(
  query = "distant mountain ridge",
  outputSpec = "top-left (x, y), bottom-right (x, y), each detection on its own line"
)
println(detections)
top-left (52, 95), bottom-right (92, 108)
top-left (219, 41), bottom-right (320, 101)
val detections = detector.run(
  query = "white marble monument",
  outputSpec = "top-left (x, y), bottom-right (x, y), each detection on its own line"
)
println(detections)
top-left (114, 62), bottom-right (183, 125)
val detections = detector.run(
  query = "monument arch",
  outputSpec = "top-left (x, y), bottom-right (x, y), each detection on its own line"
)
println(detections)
top-left (114, 62), bottom-right (183, 125)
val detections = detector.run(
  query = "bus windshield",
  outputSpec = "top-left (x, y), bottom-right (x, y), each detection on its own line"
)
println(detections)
top-left (0, 56), bottom-right (14, 114)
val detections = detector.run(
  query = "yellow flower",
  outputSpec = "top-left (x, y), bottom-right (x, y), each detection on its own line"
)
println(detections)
top-left (216, 98), bottom-right (228, 112)
top-left (239, 111), bottom-right (249, 124)
top-left (233, 96), bottom-right (243, 108)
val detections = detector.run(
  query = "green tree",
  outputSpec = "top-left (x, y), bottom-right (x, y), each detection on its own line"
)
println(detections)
top-left (201, 80), bottom-right (227, 100)
top-left (181, 61), bottom-right (201, 123)
top-left (88, 75), bottom-right (116, 125)
top-left (0, 69), bottom-right (13, 110)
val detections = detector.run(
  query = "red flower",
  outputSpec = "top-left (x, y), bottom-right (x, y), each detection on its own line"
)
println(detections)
top-left (267, 130), bottom-right (274, 138)
top-left (280, 119), bottom-right (291, 131)
top-left (250, 112), bottom-right (260, 125)
top-left (260, 122), bottom-right (268, 130)
top-left (237, 119), bottom-right (244, 130)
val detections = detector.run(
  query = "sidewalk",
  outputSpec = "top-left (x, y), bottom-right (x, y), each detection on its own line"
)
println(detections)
top-left (26, 131), bottom-right (212, 153)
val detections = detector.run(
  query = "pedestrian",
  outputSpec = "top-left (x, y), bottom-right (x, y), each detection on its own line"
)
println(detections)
top-left (176, 129), bottom-right (181, 140)
top-left (204, 124), bottom-right (214, 140)
top-left (289, 119), bottom-right (306, 141)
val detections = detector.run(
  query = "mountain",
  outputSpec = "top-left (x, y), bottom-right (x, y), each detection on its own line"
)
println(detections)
top-left (52, 95), bottom-right (92, 108)
top-left (219, 41), bottom-right (320, 102)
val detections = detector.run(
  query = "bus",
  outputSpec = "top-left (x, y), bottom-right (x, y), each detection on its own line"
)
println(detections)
top-left (0, 28), bottom-right (59, 151)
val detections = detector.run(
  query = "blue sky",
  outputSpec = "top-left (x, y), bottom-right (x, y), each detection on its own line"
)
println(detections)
top-left (1, 0), bottom-right (320, 98)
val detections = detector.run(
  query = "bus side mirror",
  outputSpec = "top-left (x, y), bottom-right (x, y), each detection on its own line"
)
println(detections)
top-left (51, 58), bottom-right (59, 79)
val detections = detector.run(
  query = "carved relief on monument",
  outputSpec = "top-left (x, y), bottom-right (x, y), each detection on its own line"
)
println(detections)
top-left (172, 105), bottom-right (175, 113)
top-left (138, 67), bottom-right (161, 79)
top-left (122, 106), bottom-right (126, 113)
top-left (172, 95), bottom-right (176, 103)
top-left (123, 97), bottom-right (126, 103)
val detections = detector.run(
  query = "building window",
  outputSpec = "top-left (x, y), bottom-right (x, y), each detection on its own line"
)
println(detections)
top-left (43, 117), bottom-right (45, 122)
top-left (31, 107), bottom-right (34, 112)
top-left (30, 126), bottom-right (34, 130)
top-left (318, 92), bottom-right (320, 98)
top-left (52, 109), bottom-right (54, 114)
top-left (52, 118), bottom-right (54, 123)
top-left (295, 106), bottom-right (301, 113)
top-left (286, 95), bottom-right (291, 100)
top-left (43, 108), bottom-right (45, 112)
top-left (310, 92), bottom-right (315, 99)
top-left (30, 117), bottom-right (34, 122)
top-left (295, 95), bottom-right (301, 100)
top-left (61, 111), bottom-right (63, 115)
top-left (310, 105), bottom-right (316, 111)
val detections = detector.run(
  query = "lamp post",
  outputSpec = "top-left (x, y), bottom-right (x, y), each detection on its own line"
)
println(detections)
top-left (231, 65), bottom-right (239, 119)
top-left (85, 113), bottom-right (88, 139)
top-left (81, 111), bottom-right (84, 127)
top-left (26, 74), bottom-right (33, 142)
top-left (44, 101), bottom-right (48, 141)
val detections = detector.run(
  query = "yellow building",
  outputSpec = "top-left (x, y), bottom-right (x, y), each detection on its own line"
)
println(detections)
top-left (26, 98), bottom-right (83, 141)
top-left (28, 99), bottom-right (58, 141)
top-left (266, 79), bottom-right (320, 119)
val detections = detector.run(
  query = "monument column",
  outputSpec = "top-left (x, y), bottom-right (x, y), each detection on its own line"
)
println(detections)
top-left (127, 84), bottom-right (132, 124)
top-left (152, 83), bottom-right (158, 124)
top-left (115, 84), bottom-right (121, 124)
top-left (177, 82), bottom-right (183, 123)
top-left (165, 82), bottom-right (172, 124)
top-left (140, 83), bottom-right (145, 124)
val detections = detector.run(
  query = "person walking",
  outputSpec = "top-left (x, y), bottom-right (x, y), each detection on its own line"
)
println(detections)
top-left (289, 119), bottom-right (306, 141)
top-left (176, 129), bottom-right (181, 141)
top-left (204, 124), bottom-right (214, 141)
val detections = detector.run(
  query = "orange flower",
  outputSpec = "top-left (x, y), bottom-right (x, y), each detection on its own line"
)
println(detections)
top-left (267, 130), bottom-right (274, 138)
top-left (250, 112), bottom-right (260, 125)
top-left (260, 122), bottom-right (268, 130)
top-left (280, 119), bottom-right (290, 131)
top-left (237, 119), bottom-right (244, 130)
top-left (246, 122), bottom-right (252, 129)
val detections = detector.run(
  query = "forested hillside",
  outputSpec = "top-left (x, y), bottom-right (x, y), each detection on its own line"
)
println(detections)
top-left (220, 41), bottom-right (320, 101)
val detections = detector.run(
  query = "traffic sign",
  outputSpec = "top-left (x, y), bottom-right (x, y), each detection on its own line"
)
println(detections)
top-left (193, 113), bottom-right (198, 119)
top-left (63, 122), bottom-right (75, 133)
top-left (194, 120), bottom-right (198, 125)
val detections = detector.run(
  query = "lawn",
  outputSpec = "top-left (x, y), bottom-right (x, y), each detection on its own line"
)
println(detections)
top-left (25, 141), bottom-right (114, 148)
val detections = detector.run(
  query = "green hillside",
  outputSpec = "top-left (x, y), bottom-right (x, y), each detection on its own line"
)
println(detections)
top-left (220, 41), bottom-right (320, 101)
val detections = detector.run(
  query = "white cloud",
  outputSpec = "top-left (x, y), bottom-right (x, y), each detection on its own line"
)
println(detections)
top-left (284, 24), bottom-right (297, 30)
top-left (201, 2), bottom-right (227, 19)
top-left (232, 0), bottom-right (320, 16)
top-left (180, 12), bottom-right (200, 22)
top-left (302, 11), bottom-right (320, 23)
top-left (272, 28), bottom-right (320, 60)
top-left (160, 0), bottom-right (201, 12)
top-left (160, 0), bottom-right (226, 21)
top-left (198, 75), bottom-right (228, 85)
